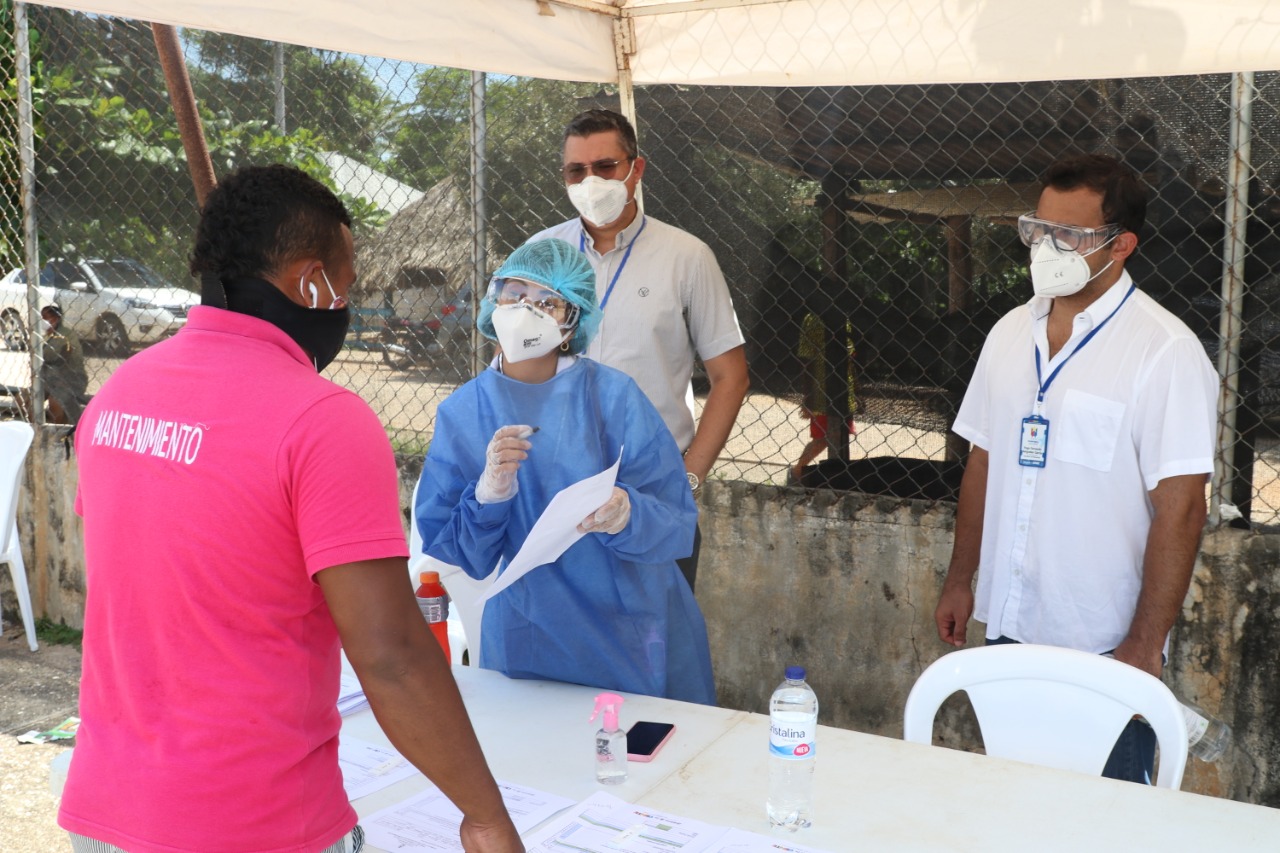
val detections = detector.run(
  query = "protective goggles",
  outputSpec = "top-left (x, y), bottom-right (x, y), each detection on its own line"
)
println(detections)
top-left (1017, 214), bottom-right (1123, 254)
top-left (486, 277), bottom-right (580, 327)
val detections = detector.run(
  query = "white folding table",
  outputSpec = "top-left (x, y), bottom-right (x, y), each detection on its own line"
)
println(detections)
top-left (348, 665), bottom-right (1280, 851)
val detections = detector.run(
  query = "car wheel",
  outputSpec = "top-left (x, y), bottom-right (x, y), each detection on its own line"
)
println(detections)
top-left (0, 309), bottom-right (26, 351)
top-left (95, 315), bottom-right (130, 358)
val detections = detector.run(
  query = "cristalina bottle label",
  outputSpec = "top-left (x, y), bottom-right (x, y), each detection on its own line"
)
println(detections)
top-left (769, 718), bottom-right (817, 759)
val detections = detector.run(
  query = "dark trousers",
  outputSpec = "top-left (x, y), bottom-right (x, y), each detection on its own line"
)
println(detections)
top-left (986, 636), bottom-right (1157, 785)
top-left (676, 524), bottom-right (701, 593)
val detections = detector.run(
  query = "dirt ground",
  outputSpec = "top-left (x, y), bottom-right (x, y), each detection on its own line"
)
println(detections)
top-left (0, 625), bottom-right (79, 851)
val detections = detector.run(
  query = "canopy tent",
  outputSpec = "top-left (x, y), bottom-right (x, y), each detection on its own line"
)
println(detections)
top-left (24, 0), bottom-right (1280, 88)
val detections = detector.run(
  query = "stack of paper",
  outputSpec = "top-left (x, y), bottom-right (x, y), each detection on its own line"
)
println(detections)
top-left (337, 672), bottom-right (369, 717)
top-left (522, 792), bottom-right (837, 853)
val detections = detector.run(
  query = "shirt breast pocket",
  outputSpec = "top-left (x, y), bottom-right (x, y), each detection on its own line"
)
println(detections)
top-left (1051, 389), bottom-right (1126, 472)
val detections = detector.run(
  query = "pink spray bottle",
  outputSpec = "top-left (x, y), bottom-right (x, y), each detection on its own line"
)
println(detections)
top-left (590, 692), bottom-right (627, 784)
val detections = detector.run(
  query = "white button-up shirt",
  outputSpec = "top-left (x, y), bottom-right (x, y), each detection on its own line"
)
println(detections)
top-left (530, 214), bottom-right (744, 451)
top-left (953, 272), bottom-right (1218, 652)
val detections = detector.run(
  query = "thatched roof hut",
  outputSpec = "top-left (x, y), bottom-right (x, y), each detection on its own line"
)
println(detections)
top-left (355, 176), bottom-right (503, 319)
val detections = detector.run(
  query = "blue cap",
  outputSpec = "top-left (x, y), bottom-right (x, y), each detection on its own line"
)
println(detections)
top-left (785, 666), bottom-right (805, 680)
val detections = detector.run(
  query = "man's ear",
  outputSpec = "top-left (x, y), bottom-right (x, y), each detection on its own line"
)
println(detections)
top-left (1111, 230), bottom-right (1139, 263)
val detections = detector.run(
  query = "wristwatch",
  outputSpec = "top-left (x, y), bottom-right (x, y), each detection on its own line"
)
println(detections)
top-left (686, 471), bottom-right (701, 494)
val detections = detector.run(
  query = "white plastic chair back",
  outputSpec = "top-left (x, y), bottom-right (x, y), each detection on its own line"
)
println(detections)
top-left (903, 643), bottom-right (1188, 789)
top-left (0, 421), bottom-right (38, 651)
top-left (407, 475), bottom-right (493, 666)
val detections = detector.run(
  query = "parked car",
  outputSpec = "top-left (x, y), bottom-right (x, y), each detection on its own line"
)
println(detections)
top-left (0, 258), bottom-right (198, 356)
top-left (379, 283), bottom-right (476, 373)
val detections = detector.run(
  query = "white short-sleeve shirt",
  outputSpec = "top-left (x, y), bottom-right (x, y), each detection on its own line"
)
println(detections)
top-left (531, 214), bottom-right (744, 450)
top-left (953, 271), bottom-right (1219, 652)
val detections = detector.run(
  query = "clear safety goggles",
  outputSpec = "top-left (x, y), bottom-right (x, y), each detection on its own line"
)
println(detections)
top-left (486, 277), bottom-right (579, 326)
top-left (1017, 214), bottom-right (1123, 254)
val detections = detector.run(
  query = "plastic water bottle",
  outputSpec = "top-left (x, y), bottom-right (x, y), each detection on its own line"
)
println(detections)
top-left (414, 571), bottom-right (451, 661)
top-left (768, 665), bottom-right (818, 830)
top-left (1181, 701), bottom-right (1231, 762)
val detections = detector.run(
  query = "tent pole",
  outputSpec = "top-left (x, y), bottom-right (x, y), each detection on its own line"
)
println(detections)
top-left (152, 24), bottom-right (216, 208)
top-left (1211, 71), bottom-right (1254, 527)
top-left (613, 17), bottom-right (642, 209)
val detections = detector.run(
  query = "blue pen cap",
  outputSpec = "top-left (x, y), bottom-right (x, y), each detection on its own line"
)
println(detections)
top-left (785, 666), bottom-right (806, 681)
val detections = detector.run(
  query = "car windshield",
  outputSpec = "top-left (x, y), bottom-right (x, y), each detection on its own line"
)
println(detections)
top-left (86, 259), bottom-right (173, 290)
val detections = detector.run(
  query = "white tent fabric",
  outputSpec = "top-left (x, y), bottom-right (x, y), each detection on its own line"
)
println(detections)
top-left (27, 0), bottom-right (1280, 86)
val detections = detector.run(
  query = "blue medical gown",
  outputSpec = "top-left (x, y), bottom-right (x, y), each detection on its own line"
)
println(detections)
top-left (415, 358), bottom-right (716, 704)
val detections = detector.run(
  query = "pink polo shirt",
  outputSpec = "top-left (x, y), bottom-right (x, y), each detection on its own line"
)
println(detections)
top-left (59, 307), bottom-right (409, 853)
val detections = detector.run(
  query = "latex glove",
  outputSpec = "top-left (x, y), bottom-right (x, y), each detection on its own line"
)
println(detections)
top-left (578, 486), bottom-right (631, 535)
top-left (475, 425), bottom-right (534, 504)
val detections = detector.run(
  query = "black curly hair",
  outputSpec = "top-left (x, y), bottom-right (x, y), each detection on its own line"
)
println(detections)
top-left (189, 164), bottom-right (352, 282)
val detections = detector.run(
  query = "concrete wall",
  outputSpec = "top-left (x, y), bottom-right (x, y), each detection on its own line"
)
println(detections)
top-left (6, 439), bottom-right (1276, 804)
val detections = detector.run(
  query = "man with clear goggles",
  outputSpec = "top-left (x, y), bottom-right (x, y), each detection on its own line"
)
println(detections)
top-left (935, 154), bottom-right (1218, 788)
top-left (1017, 213), bottom-right (1124, 254)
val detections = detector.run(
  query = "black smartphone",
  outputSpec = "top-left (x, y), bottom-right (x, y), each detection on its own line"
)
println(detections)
top-left (626, 721), bottom-right (676, 762)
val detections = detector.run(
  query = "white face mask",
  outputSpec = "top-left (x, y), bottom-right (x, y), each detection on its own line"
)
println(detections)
top-left (1029, 236), bottom-right (1117, 298)
top-left (566, 161), bottom-right (634, 227)
top-left (491, 303), bottom-right (569, 362)
top-left (39, 318), bottom-right (53, 333)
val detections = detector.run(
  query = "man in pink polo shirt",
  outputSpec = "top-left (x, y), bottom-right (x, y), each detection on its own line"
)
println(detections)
top-left (59, 165), bottom-right (523, 853)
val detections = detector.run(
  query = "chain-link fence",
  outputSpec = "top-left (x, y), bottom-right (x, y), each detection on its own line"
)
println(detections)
top-left (5, 8), bottom-right (1280, 524)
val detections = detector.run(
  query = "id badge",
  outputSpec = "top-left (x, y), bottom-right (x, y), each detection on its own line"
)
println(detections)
top-left (1019, 415), bottom-right (1049, 468)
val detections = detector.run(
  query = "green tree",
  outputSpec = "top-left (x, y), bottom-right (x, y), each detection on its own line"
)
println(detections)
top-left (187, 32), bottom-right (399, 161)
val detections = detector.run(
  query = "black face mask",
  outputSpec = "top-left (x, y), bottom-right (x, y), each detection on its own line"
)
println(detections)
top-left (215, 276), bottom-right (350, 372)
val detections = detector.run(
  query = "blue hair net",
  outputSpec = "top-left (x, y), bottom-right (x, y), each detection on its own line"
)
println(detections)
top-left (477, 238), bottom-right (600, 354)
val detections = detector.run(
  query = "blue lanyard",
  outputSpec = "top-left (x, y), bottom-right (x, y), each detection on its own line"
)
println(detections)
top-left (579, 215), bottom-right (646, 311)
top-left (1033, 284), bottom-right (1136, 409)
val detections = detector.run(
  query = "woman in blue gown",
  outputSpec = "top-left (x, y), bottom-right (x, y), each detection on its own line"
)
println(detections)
top-left (415, 239), bottom-right (715, 704)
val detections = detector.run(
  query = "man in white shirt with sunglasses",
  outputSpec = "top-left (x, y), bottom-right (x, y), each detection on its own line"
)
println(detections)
top-left (530, 109), bottom-right (749, 593)
top-left (934, 154), bottom-right (1218, 784)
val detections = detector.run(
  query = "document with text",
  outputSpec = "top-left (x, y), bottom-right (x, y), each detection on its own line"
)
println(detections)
top-left (338, 736), bottom-right (420, 801)
top-left (362, 780), bottom-right (575, 853)
top-left (520, 792), bottom-right (835, 853)
top-left (482, 447), bottom-right (623, 602)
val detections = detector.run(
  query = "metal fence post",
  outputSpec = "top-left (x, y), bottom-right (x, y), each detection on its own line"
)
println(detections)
top-left (469, 70), bottom-right (487, 380)
top-left (15, 2), bottom-right (40, 430)
top-left (1211, 71), bottom-right (1254, 527)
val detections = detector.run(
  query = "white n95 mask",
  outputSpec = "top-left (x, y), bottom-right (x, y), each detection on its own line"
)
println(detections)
top-left (566, 162), bottom-right (634, 227)
top-left (491, 303), bottom-right (568, 362)
top-left (1029, 236), bottom-right (1117, 298)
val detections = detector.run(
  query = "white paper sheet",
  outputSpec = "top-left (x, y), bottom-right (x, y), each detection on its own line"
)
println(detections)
top-left (339, 736), bottom-right (420, 801)
top-left (481, 448), bottom-right (623, 603)
top-left (362, 780), bottom-right (575, 853)
top-left (337, 672), bottom-right (369, 717)
top-left (706, 827), bottom-right (836, 853)
top-left (522, 791), bottom-right (727, 853)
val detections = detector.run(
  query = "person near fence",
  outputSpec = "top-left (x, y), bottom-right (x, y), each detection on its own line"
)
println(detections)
top-left (933, 154), bottom-right (1219, 784)
top-left (414, 238), bottom-right (716, 705)
top-left (17, 303), bottom-right (89, 425)
top-left (528, 108), bottom-right (750, 593)
top-left (59, 165), bottom-right (522, 853)
top-left (790, 312), bottom-right (857, 484)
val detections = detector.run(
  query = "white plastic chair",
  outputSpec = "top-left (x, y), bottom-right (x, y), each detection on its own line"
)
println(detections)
top-left (903, 644), bottom-right (1187, 789)
top-left (407, 476), bottom-right (493, 666)
top-left (0, 421), bottom-right (38, 651)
